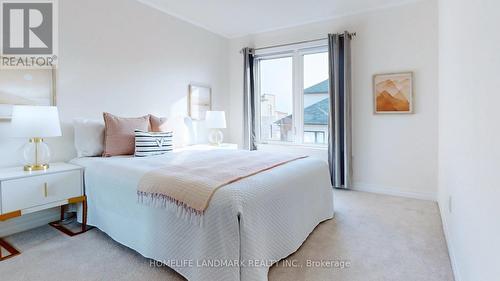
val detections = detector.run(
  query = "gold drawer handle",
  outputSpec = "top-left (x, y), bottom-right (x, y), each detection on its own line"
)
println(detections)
top-left (44, 182), bottom-right (48, 197)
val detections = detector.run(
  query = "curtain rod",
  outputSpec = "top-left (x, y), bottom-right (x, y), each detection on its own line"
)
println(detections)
top-left (242, 32), bottom-right (356, 53)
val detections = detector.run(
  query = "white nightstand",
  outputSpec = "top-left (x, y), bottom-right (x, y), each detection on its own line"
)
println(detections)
top-left (0, 163), bottom-right (89, 261)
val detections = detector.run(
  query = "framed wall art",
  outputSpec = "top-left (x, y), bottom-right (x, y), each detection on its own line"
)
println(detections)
top-left (188, 84), bottom-right (212, 120)
top-left (373, 72), bottom-right (413, 114)
top-left (0, 68), bottom-right (56, 120)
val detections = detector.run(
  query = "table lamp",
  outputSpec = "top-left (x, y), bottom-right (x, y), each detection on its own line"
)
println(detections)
top-left (10, 105), bottom-right (62, 171)
top-left (205, 111), bottom-right (226, 146)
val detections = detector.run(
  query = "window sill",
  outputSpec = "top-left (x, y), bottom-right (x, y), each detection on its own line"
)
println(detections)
top-left (256, 142), bottom-right (328, 151)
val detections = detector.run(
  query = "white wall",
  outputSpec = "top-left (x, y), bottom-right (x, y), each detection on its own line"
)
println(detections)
top-left (0, 0), bottom-right (229, 169)
top-left (228, 0), bottom-right (438, 200)
top-left (0, 0), bottom-right (229, 236)
top-left (438, 0), bottom-right (500, 280)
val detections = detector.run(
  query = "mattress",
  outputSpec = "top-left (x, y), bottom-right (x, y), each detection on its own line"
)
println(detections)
top-left (71, 148), bottom-right (334, 281)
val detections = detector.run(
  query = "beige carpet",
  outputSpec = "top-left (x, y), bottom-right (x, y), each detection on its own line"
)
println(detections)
top-left (0, 190), bottom-right (454, 281)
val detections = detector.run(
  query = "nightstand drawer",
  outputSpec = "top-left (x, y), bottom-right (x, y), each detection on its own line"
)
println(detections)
top-left (1, 170), bottom-right (82, 213)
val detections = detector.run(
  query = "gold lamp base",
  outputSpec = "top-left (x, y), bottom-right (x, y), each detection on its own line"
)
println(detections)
top-left (24, 164), bottom-right (49, 172)
top-left (22, 137), bottom-right (51, 172)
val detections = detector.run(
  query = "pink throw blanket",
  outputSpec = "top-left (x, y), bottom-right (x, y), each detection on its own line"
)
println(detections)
top-left (137, 149), bottom-right (307, 221)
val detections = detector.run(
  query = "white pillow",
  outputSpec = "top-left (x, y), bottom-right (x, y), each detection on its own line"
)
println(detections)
top-left (73, 119), bottom-right (105, 157)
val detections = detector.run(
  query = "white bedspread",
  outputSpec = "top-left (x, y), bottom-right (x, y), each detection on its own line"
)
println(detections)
top-left (71, 149), bottom-right (334, 281)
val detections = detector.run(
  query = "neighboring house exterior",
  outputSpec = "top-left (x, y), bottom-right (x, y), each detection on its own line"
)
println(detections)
top-left (275, 80), bottom-right (329, 144)
top-left (260, 93), bottom-right (289, 141)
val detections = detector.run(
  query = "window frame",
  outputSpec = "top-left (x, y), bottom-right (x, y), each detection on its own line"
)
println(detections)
top-left (254, 41), bottom-right (329, 147)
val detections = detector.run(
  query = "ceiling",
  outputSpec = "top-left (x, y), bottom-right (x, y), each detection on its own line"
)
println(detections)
top-left (137, 0), bottom-right (420, 38)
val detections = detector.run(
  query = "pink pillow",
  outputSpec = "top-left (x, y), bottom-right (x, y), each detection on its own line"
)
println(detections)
top-left (102, 113), bottom-right (150, 156)
top-left (150, 115), bottom-right (169, 132)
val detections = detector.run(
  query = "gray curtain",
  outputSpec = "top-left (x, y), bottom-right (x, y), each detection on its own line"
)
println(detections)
top-left (328, 32), bottom-right (352, 189)
top-left (242, 47), bottom-right (257, 150)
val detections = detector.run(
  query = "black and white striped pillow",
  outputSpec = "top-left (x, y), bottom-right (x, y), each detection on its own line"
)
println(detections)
top-left (134, 130), bottom-right (173, 157)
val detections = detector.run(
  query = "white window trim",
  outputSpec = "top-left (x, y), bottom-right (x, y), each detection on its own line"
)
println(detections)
top-left (254, 39), bottom-right (328, 57)
top-left (254, 41), bottom-right (328, 148)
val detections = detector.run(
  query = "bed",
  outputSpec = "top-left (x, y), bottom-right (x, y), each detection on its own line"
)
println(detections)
top-left (71, 147), bottom-right (334, 281)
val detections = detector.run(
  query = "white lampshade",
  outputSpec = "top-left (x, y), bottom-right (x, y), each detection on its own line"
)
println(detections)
top-left (11, 106), bottom-right (62, 138)
top-left (205, 111), bottom-right (226, 129)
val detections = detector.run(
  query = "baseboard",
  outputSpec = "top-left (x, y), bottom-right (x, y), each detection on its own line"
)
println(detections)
top-left (438, 203), bottom-right (461, 281)
top-left (0, 208), bottom-right (60, 237)
top-left (352, 182), bottom-right (437, 201)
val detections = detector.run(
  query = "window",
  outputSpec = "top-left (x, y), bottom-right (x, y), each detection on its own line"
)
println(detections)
top-left (256, 43), bottom-right (329, 146)
top-left (303, 52), bottom-right (329, 145)
top-left (258, 56), bottom-right (294, 142)
top-left (304, 131), bottom-right (326, 144)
